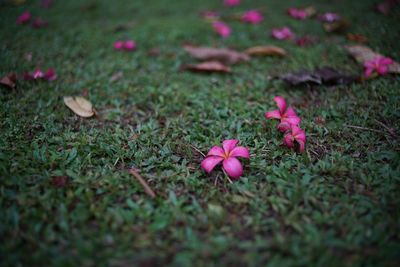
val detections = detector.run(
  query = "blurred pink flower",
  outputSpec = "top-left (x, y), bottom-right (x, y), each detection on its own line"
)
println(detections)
top-left (32, 17), bottom-right (48, 28)
top-left (364, 56), bottom-right (393, 77)
top-left (17, 11), bottom-right (31, 25)
top-left (201, 139), bottom-right (250, 180)
top-left (43, 68), bottom-right (57, 81)
top-left (283, 125), bottom-right (306, 153)
top-left (318, 12), bottom-right (340, 22)
top-left (224, 0), bottom-right (240, 7)
top-left (265, 96), bottom-right (301, 132)
top-left (24, 68), bottom-right (56, 81)
top-left (271, 27), bottom-right (294, 40)
top-left (213, 21), bottom-right (231, 38)
top-left (287, 8), bottom-right (307, 20)
top-left (123, 40), bottom-right (136, 51)
top-left (241, 10), bottom-right (263, 24)
top-left (114, 41), bottom-right (124, 50)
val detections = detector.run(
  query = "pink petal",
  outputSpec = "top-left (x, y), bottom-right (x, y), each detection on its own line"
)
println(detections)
top-left (222, 139), bottom-right (239, 154)
top-left (285, 106), bottom-right (297, 117)
top-left (377, 65), bottom-right (388, 75)
top-left (223, 157), bottom-right (243, 179)
top-left (43, 68), bottom-right (57, 81)
top-left (241, 10), bottom-right (263, 24)
top-left (265, 110), bottom-right (281, 120)
top-left (277, 121), bottom-right (291, 133)
top-left (282, 115), bottom-right (301, 126)
top-left (32, 69), bottom-right (44, 79)
top-left (293, 126), bottom-right (306, 142)
top-left (380, 57), bottom-right (393, 65)
top-left (364, 67), bottom-right (373, 77)
top-left (297, 139), bottom-right (306, 153)
top-left (207, 146), bottom-right (225, 157)
top-left (201, 156), bottom-right (224, 173)
top-left (213, 22), bottom-right (231, 38)
top-left (17, 11), bottom-right (31, 25)
top-left (124, 40), bottom-right (136, 51)
top-left (114, 41), bottom-right (124, 50)
top-left (274, 96), bottom-right (287, 114)
top-left (283, 133), bottom-right (294, 148)
top-left (229, 146), bottom-right (249, 159)
top-left (224, 0), bottom-right (240, 7)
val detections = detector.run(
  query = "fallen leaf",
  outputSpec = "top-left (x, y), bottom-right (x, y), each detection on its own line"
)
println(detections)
top-left (375, 0), bottom-right (400, 15)
top-left (304, 6), bottom-right (317, 17)
top-left (183, 45), bottom-right (249, 65)
top-left (346, 33), bottom-right (368, 44)
top-left (182, 61), bottom-right (231, 73)
top-left (0, 73), bottom-right (17, 89)
top-left (323, 19), bottom-right (350, 33)
top-left (51, 176), bottom-right (69, 188)
top-left (245, 45), bottom-right (287, 57)
top-left (344, 45), bottom-right (400, 73)
top-left (279, 67), bottom-right (358, 86)
top-left (110, 71), bottom-right (124, 82)
top-left (63, 96), bottom-right (95, 118)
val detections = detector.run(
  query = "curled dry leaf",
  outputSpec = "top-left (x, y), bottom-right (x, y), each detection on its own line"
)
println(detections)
top-left (344, 45), bottom-right (400, 73)
top-left (279, 67), bottom-right (359, 87)
top-left (346, 33), bottom-right (368, 44)
top-left (0, 73), bottom-right (17, 89)
top-left (183, 45), bottom-right (249, 65)
top-left (323, 19), bottom-right (350, 33)
top-left (245, 45), bottom-right (287, 57)
top-left (182, 61), bottom-right (231, 73)
top-left (63, 96), bottom-right (95, 118)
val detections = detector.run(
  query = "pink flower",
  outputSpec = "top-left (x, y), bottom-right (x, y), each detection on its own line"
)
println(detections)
top-left (364, 56), bottom-right (393, 77)
top-left (114, 41), bottom-right (124, 50)
top-left (283, 125), bottom-right (306, 153)
top-left (201, 139), bottom-right (250, 180)
top-left (318, 12), bottom-right (340, 23)
top-left (271, 27), bottom-right (294, 40)
top-left (213, 21), bottom-right (231, 38)
top-left (23, 68), bottom-right (56, 81)
top-left (224, 0), bottom-right (240, 7)
top-left (241, 10), bottom-right (263, 24)
top-left (265, 96), bottom-right (301, 132)
top-left (123, 40), bottom-right (136, 51)
top-left (17, 11), bottom-right (31, 25)
top-left (287, 8), bottom-right (307, 20)
top-left (32, 17), bottom-right (48, 28)
top-left (41, 0), bottom-right (53, 8)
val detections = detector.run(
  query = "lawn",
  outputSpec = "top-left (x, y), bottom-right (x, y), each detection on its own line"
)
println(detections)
top-left (1, 0), bottom-right (400, 266)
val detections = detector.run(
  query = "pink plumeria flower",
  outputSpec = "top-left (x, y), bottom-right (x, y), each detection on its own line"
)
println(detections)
top-left (283, 125), bottom-right (306, 153)
top-left (17, 11), bottom-right (31, 25)
top-left (364, 56), bottom-right (393, 77)
top-left (213, 21), bottom-right (231, 38)
top-left (24, 68), bottom-right (56, 81)
top-left (114, 41), bottom-right (124, 50)
top-left (123, 40), bottom-right (136, 51)
top-left (265, 96), bottom-right (301, 133)
top-left (43, 68), bottom-right (57, 81)
top-left (32, 17), bottom-right (48, 28)
top-left (241, 10), bottom-right (263, 24)
top-left (201, 139), bottom-right (250, 180)
top-left (318, 12), bottom-right (340, 23)
top-left (271, 27), bottom-right (294, 40)
top-left (32, 69), bottom-right (44, 79)
top-left (224, 0), bottom-right (240, 7)
top-left (287, 8), bottom-right (307, 20)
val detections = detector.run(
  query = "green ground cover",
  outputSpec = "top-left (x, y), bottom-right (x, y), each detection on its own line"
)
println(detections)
top-left (1, 0), bottom-right (399, 266)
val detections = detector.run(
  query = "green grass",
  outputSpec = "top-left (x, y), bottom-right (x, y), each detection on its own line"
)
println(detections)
top-left (1, 0), bottom-right (400, 266)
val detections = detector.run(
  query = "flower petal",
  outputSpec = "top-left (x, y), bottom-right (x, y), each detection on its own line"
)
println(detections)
top-left (274, 96), bottom-right (287, 114)
top-left (230, 146), bottom-right (249, 159)
top-left (222, 139), bottom-right (239, 154)
top-left (207, 146), bottom-right (225, 157)
top-left (277, 121), bottom-right (291, 133)
top-left (201, 156), bottom-right (224, 174)
top-left (283, 133), bottom-right (294, 148)
top-left (43, 68), bottom-right (57, 81)
top-left (282, 115), bottom-right (301, 126)
top-left (222, 157), bottom-right (243, 179)
top-left (265, 110), bottom-right (281, 120)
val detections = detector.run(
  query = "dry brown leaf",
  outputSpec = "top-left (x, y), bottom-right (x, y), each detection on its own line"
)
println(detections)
top-left (182, 61), bottom-right (231, 73)
top-left (304, 6), bottom-right (317, 17)
top-left (323, 19), bottom-right (350, 33)
top-left (63, 96), bottom-right (95, 118)
top-left (346, 33), bottom-right (368, 44)
top-left (245, 46), bottom-right (287, 57)
top-left (183, 45), bottom-right (249, 65)
top-left (0, 73), bottom-right (17, 89)
top-left (344, 45), bottom-right (400, 73)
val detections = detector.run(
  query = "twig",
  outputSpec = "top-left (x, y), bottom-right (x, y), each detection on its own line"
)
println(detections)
top-left (374, 119), bottom-right (397, 137)
top-left (188, 144), bottom-right (206, 157)
top-left (128, 168), bottom-right (156, 199)
top-left (344, 124), bottom-right (387, 134)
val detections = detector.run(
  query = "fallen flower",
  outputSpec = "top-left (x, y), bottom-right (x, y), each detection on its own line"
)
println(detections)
top-left (241, 10), bottom-right (263, 24)
top-left (213, 21), bottom-right (231, 38)
top-left (271, 27), bottom-right (294, 40)
top-left (318, 12), bottom-right (340, 22)
top-left (43, 68), bottom-right (57, 81)
top-left (283, 125), bottom-right (306, 153)
top-left (114, 40), bottom-right (136, 51)
top-left (0, 73), bottom-right (18, 89)
top-left (201, 139), bottom-right (249, 180)
top-left (265, 96), bottom-right (301, 133)
top-left (224, 0), bottom-right (240, 7)
top-left (114, 41), bottom-right (124, 50)
top-left (364, 56), bottom-right (394, 77)
top-left (32, 17), bottom-right (48, 28)
top-left (24, 68), bottom-right (56, 81)
top-left (287, 8), bottom-right (307, 20)
top-left (17, 11), bottom-right (31, 24)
